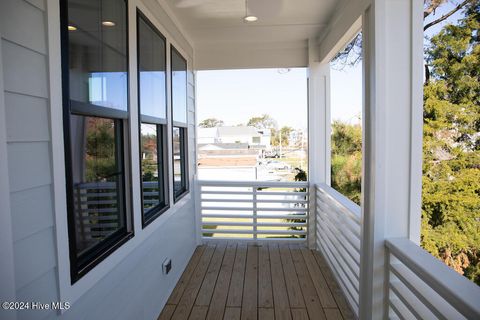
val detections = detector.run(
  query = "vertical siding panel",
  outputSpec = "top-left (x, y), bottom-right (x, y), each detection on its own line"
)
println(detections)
top-left (0, 2), bottom-right (56, 316)
top-left (1, 40), bottom-right (48, 98)
top-left (0, 0), bottom-right (47, 54)
top-left (6, 142), bottom-right (52, 192)
top-left (5, 92), bottom-right (50, 142)
top-left (13, 227), bottom-right (56, 291)
top-left (10, 185), bottom-right (54, 242)
top-left (15, 270), bottom-right (57, 320)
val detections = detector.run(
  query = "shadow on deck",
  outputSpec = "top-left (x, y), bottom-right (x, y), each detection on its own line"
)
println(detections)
top-left (158, 242), bottom-right (354, 320)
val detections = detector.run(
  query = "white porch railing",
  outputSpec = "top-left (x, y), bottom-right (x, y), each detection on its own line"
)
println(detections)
top-left (195, 180), bottom-right (309, 242)
top-left (315, 183), bottom-right (361, 317)
top-left (314, 183), bottom-right (480, 320)
top-left (386, 238), bottom-right (480, 320)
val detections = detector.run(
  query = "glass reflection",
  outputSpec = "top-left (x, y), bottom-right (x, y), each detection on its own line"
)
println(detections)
top-left (68, 0), bottom-right (128, 111)
top-left (140, 123), bottom-right (163, 212)
top-left (70, 116), bottom-right (125, 255)
top-left (171, 49), bottom-right (187, 123)
top-left (173, 127), bottom-right (186, 196)
top-left (138, 17), bottom-right (166, 119)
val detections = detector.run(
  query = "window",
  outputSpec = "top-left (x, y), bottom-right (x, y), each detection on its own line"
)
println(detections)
top-left (137, 11), bottom-right (169, 226)
top-left (61, 0), bottom-right (132, 282)
top-left (171, 46), bottom-right (188, 201)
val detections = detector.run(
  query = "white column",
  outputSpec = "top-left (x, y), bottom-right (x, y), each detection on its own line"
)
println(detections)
top-left (359, 0), bottom-right (424, 318)
top-left (307, 38), bottom-right (331, 249)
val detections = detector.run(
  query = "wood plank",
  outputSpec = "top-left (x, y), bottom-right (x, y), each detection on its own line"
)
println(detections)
top-left (226, 244), bottom-right (247, 307)
top-left (290, 309), bottom-right (309, 320)
top-left (300, 248), bottom-right (337, 308)
top-left (258, 308), bottom-right (274, 320)
top-left (207, 243), bottom-right (237, 320)
top-left (158, 304), bottom-right (176, 320)
top-left (258, 245), bottom-right (273, 308)
top-left (189, 306), bottom-right (208, 320)
top-left (196, 243), bottom-right (227, 306)
top-left (241, 245), bottom-right (258, 320)
top-left (172, 245), bottom-right (216, 320)
top-left (324, 308), bottom-right (343, 320)
top-left (224, 307), bottom-right (241, 320)
top-left (279, 246), bottom-right (305, 308)
top-left (312, 251), bottom-right (355, 320)
top-left (269, 243), bottom-right (292, 320)
top-left (289, 246), bottom-right (326, 320)
top-left (169, 246), bottom-right (207, 304)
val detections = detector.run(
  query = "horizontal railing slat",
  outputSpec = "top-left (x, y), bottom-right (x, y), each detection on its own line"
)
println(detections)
top-left (197, 180), bottom-right (309, 241)
top-left (386, 238), bottom-right (480, 319)
top-left (390, 262), bottom-right (458, 320)
top-left (202, 214), bottom-right (307, 220)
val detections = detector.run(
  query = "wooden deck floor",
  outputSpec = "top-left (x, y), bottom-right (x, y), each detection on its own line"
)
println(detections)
top-left (158, 243), bottom-right (354, 320)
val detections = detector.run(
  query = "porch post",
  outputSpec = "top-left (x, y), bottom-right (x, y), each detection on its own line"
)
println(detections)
top-left (359, 0), bottom-right (423, 319)
top-left (307, 38), bottom-right (330, 250)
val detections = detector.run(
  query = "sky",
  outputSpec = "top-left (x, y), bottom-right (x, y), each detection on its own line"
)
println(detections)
top-left (197, 68), bottom-right (308, 129)
top-left (197, 2), bottom-right (465, 129)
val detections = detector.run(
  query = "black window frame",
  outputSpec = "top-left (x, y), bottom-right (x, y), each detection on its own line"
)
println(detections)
top-left (136, 10), bottom-right (170, 227)
top-left (172, 126), bottom-right (189, 201)
top-left (170, 45), bottom-right (189, 202)
top-left (60, 0), bottom-right (133, 284)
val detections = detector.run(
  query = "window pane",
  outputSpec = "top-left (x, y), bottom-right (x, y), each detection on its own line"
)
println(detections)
top-left (173, 127), bottom-right (187, 197)
top-left (171, 48), bottom-right (187, 124)
top-left (68, 0), bottom-right (128, 112)
top-left (70, 115), bottom-right (125, 257)
top-left (138, 16), bottom-right (166, 119)
top-left (140, 123), bottom-right (165, 214)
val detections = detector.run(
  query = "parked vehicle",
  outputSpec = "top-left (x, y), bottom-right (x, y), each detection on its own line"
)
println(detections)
top-left (266, 160), bottom-right (290, 170)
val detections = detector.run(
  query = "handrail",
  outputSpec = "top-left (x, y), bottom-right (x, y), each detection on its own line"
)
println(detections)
top-left (197, 179), bottom-right (309, 188)
top-left (386, 238), bottom-right (480, 319)
top-left (316, 183), bottom-right (361, 221)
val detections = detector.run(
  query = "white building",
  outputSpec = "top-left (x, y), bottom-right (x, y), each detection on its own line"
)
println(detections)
top-left (0, 1), bottom-right (478, 320)
top-left (197, 127), bottom-right (218, 144)
top-left (198, 126), bottom-right (271, 147)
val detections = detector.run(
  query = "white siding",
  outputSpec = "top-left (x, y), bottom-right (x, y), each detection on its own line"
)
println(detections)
top-left (0, 0), bottom-right (198, 320)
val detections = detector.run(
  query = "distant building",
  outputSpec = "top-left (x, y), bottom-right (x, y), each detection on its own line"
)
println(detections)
top-left (197, 126), bottom-right (271, 148)
top-left (197, 127), bottom-right (218, 144)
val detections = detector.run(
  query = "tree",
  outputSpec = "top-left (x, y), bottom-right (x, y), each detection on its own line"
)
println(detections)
top-left (330, 122), bottom-right (362, 205)
top-left (247, 114), bottom-right (277, 129)
top-left (270, 126), bottom-right (293, 147)
top-left (332, 0), bottom-right (474, 70)
top-left (421, 0), bottom-right (480, 284)
top-left (85, 118), bottom-right (117, 182)
top-left (199, 118), bottom-right (224, 128)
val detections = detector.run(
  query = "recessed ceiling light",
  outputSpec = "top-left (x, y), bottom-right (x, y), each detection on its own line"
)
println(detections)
top-left (243, 0), bottom-right (258, 23)
top-left (102, 21), bottom-right (116, 27)
top-left (244, 15), bottom-right (258, 22)
top-left (68, 25), bottom-right (77, 31)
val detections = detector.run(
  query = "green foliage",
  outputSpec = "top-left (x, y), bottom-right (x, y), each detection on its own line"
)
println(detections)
top-left (85, 118), bottom-right (117, 182)
top-left (247, 114), bottom-right (277, 129)
top-left (421, 1), bottom-right (480, 284)
top-left (271, 126), bottom-right (294, 146)
top-left (199, 118), bottom-right (224, 128)
top-left (330, 121), bottom-right (362, 205)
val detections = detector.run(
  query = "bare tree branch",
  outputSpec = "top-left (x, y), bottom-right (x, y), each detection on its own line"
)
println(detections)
top-left (424, 0), bottom-right (446, 18)
top-left (424, 0), bottom-right (472, 31)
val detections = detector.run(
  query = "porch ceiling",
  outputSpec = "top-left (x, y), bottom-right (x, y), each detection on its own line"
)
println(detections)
top-left (162, 0), bottom-right (341, 69)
